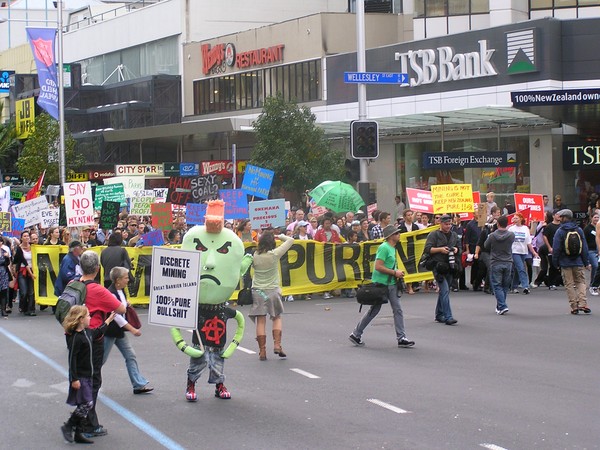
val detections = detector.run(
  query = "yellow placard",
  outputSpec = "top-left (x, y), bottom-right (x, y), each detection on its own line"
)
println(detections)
top-left (32, 227), bottom-right (438, 305)
top-left (15, 97), bottom-right (35, 139)
top-left (431, 184), bottom-right (474, 214)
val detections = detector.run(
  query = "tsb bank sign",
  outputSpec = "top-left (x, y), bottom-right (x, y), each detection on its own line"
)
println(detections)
top-left (563, 142), bottom-right (600, 170)
top-left (394, 40), bottom-right (497, 87)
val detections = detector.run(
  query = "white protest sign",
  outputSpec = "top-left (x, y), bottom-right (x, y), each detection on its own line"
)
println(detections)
top-left (249, 198), bottom-right (286, 229)
top-left (64, 182), bottom-right (95, 227)
top-left (11, 196), bottom-right (49, 227)
top-left (103, 176), bottom-right (145, 199)
top-left (0, 186), bottom-right (10, 212)
top-left (40, 208), bottom-right (59, 228)
top-left (149, 247), bottom-right (201, 329)
top-left (130, 196), bottom-right (154, 216)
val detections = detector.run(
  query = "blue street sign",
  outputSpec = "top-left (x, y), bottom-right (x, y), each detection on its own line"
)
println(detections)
top-left (344, 72), bottom-right (409, 85)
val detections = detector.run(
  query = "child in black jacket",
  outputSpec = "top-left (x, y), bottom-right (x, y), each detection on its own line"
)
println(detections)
top-left (61, 305), bottom-right (115, 444)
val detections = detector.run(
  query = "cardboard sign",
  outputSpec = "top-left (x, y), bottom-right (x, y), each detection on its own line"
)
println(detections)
top-left (241, 164), bottom-right (274, 199)
top-left (130, 196), bottom-right (154, 216)
top-left (186, 203), bottom-right (207, 225)
top-left (0, 186), bottom-right (10, 212)
top-left (167, 177), bottom-right (192, 205)
top-left (249, 198), bottom-right (286, 229)
top-left (10, 217), bottom-right (25, 237)
top-left (477, 202), bottom-right (487, 227)
top-left (64, 182), bottom-right (94, 227)
top-left (40, 208), bottom-right (59, 228)
top-left (219, 189), bottom-right (248, 219)
top-left (458, 192), bottom-right (481, 221)
top-left (153, 187), bottom-right (168, 200)
top-left (310, 204), bottom-right (328, 218)
top-left (151, 202), bottom-right (172, 230)
top-left (513, 193), bottom-right (544, 222)
top-left (149, 246), bottom-right (201, 329)
top-left (103, 176), bottom-right (145, 199)
top-left (93, 183), bottom-right (126, 210)
top-left (190, 175), bottom-right (219, 203)
top-left (100, 201), bottom-right (120, 230)
top-left (367, 203), bottom-right (378, 221)
top-left (140, 230), bottom-right (164, 247)
top-left (431, 184), bottom-right (474, 214)
top-left (11, 195), bottom-right (49, 227)
top-left (0, 212), bottom-right (11, 233)
top-left (406, 188), bottom-right (434, 213)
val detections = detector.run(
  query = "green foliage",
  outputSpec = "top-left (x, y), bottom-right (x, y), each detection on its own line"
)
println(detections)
top-left (0, 118), bottom-right (19, 173)
top-left (16, 113), bottom-right (83, 185)
top-left (250, 95), bottom-right (345, 198)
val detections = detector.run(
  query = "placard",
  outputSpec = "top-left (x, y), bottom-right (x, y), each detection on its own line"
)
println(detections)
top-left (241, 164), bottom-right (274, 199)
top-left (431, 184), bottom-right (474, 214)
top-left (151, 202), bottom-right (172, 230)
top-left (458, 192), bottom-right (481, 221)
top-left (11, 195), bottom-right (49, 227)
top-left (513, 193), bottom-right (544, 222)
top-left (100, 201), bottom-right (120, 230)
top-left (10, 217), bottom-right (25, 237)
top-left (140, 230), bottom-right (165, 247)
top-left (40, 208), bottom-right (59, 228)
top-left (190, 175), bottom-right (219, 203)
top-left (167, 177), bottom-right (192, 205)
top-left (94, 183), bottom-right (126, 210)
top-left (0, 186), bottom-right (10, 212)
top-left (406, 188), bottom-right (434, 213)
top-left (186, 203), bottom-right (207, 225)
top-left (103, 176), bottom-right (145, 199)
top-left (130, 196), bottom-right (154, 216)
top-left (219, 189), bottom-right (248, 219)
top-left (149, 246), bottom-right (201, 329)
top-left (249, 198), bottom-right (286, 229)
top-left (0, 212), bottom-right (11, 233)
top-left (64, 181), bottom-right (94, 227)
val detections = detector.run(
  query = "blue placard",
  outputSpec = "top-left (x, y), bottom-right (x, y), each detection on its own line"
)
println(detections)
top-left (241, 164), bottom-right (274, 199)
top-left (10, 217), bottom-right (25, 237)
top-left (186, 203), bottom-right (207, 225)
top-left (180, 163), bottom-right (199, 177)
top-left (344, 72), bottom-right (408, 84)
top-left (140, 230), bottom-right (164, 247)
top-left (219, 189), bottom-right (248, 219)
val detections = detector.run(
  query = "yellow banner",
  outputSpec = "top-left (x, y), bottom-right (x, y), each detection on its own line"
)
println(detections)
top-left (431, 184), bottom-right (474, 214)
top-left (32, 227), bottom-right (436, 305)
top-left (16, 97), bottom-right (35, 139)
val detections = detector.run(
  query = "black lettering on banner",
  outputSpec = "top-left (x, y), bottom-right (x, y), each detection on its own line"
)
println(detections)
top-left (36, 253), bottom-right (57, 298)
top-left (395, 233), bottom-right (427, 273)
top-left (129, 254), bottom-right (152, 297)
top-left (334, 244), bottom-right (361, 282)
top-left (361, 242), bottom-right (379, 280)
top-left (305, 242), bottom-right (335, 284)
top-left (280, 244), bottom-right (305, 286)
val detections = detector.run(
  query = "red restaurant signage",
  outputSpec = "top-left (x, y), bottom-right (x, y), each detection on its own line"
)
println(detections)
top-left (201, 43), bottom-right (285, 75)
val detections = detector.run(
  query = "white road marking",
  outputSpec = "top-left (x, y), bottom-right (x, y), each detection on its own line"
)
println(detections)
top-left (290, 368), bottom-right (321, 379)
top-left (480, 444), bottom-right (509, 450)
top-left (367, 398), bottom-right (411, 414)
top-left (12, 378), bottom-right (34, 388)
top-left (237, 346), bottom-right (256, 354)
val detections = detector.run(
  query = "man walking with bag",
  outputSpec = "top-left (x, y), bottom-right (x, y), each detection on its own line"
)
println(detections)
top-left (349, 225), bottom-right (415, 348)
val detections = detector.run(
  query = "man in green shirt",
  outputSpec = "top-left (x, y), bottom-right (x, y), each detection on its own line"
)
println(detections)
top-left (349, 225), bottom-right (415, 348)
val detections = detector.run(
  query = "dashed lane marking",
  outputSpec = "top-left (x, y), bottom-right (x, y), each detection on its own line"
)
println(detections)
top-left (290, 368), bottom-right (321, 379)
top-left (237, 346), bottom-right (256, 354)
top-left (367, 398), bottom-right (411, 414)
top-left (480, 444), bottom-right (509, 450)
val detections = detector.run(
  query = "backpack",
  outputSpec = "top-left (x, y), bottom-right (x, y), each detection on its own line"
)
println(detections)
top-left (564, 230), bottom-right (583, 257)
top-left (54, 280), bottom-right (88, 325)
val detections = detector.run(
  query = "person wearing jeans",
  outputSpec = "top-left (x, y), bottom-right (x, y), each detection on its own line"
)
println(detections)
top-left (349, 225), bottom-right (415, 347)
top-left (508, 213), bottom-right (538, 294)
top-left (583, 212), bottom-right (599, 294)
top-left (485, 215), bottom-right (515, 314)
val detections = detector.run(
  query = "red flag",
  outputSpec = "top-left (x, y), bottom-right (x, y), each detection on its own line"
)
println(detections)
top-left (24, 170), bottom-right (46, 201)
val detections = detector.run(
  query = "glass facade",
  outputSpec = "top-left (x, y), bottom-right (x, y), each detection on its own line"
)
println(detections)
top-left (395, 136), bottom-right (530, 209)
top-left (530, 0), bottom-right (600, 8)
top-left (415, 0), bottom-right (489, 17)
top-left (193, 59), bottom-right (321, 115)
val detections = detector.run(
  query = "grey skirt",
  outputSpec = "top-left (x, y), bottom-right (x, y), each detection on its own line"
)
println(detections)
top-left (248, 287), bottom-right (284, 320)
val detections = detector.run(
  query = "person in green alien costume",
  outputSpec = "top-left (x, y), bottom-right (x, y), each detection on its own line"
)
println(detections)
top-left (170, 200), bottom-right (253, 401)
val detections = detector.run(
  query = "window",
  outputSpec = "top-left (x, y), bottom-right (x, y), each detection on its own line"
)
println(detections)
top-left (415, 0), bottom-right (489, 17)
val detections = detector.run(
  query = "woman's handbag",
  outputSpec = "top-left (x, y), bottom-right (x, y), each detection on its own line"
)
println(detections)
top-left (236, 288), bottom-right (254, 306)
top-left (356, 282), bottom-right (389, 311)
top-left (125, 305), bottom-right (142, 329)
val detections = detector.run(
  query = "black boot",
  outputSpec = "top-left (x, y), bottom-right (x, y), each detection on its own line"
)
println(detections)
top-left (74, 428), bottom-right (94, 444)
top-left (0, 293), bottom-right (7, 317)
top-left (60, 416), bottom-right (75, 443)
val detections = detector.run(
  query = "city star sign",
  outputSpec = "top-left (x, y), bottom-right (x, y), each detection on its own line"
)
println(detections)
top-left (394, 40), bottom-right (497, 87)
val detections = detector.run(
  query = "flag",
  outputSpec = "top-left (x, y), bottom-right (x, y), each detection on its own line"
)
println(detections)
top-left (26, 28), bottom-right (59, 120)
top-left (25, 171), bottom-right (46, 202)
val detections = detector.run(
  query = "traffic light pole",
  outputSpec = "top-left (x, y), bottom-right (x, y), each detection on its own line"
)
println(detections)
top-left (356, 0), bottom-right (369, 207)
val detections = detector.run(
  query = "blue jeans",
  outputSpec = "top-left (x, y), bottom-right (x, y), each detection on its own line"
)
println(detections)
top-left (512, 253), bottom-right (529, 289)
top-left (490, 262), bottom-right (513, 311)
top-left (588, 250), bottom-right (598, 287)
top-left (352, 283), bottom-right (407, 341)
top-left (103, 335), bottom-right (149, 390)
top-left (434, 270), bottom-right (454, 321)
top-left (187, 349), bottom-right (225, 385)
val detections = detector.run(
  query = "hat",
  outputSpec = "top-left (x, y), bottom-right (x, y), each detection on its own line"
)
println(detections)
top-left (557, 209), bottom-right (573, 219)
top-left (82, 225), bottom-right (93, 230)
top-left (69, 240), bottom-right (83, 250)
top-left (297, 220), bottom-right (309, 227)
top-left (382, 225), bottom-right (401, 239)
top-left (351, 220), bottom-right (361, 226)
top-left (439, 214), bottom-right (452, 223)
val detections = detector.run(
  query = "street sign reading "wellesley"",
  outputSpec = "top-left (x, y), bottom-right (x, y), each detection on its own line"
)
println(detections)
top-left (344, 72), bottom-right (408, 84)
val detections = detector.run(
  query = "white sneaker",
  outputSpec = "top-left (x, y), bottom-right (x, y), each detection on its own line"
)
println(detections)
top-left (530, 283), bottom-right (538, 288)
top-left (590, 287), bottom-right (599, 296)
top-left (286, 295), bottom-right (295, 302)
top-left (323, 292), bottom-right (333, 299)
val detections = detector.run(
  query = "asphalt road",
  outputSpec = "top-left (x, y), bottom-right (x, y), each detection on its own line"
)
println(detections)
top-left (1, 286), bottom-right (598, 450)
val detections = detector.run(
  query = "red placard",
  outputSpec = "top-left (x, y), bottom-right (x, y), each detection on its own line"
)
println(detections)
top-left (151, 202), bottom-right (173, 230)
top-left (507, 207), bottom-right (531, 226)
top-left (513, 193), bottom-right (544, 222)
top-left (406, 188), bottom-right (434, 213)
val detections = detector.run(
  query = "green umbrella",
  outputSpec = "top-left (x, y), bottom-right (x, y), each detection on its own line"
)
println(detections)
top-left (309, 180), bottom-right (365, 214)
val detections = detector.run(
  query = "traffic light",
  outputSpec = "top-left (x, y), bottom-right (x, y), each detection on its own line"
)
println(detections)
top-left (351, 120), bottom-right (379, 159)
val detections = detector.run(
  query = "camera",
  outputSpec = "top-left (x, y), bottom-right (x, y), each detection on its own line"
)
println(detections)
top-left (447, 248), bottom-right (456, 270)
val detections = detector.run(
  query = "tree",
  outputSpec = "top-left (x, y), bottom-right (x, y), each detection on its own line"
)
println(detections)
top-left (0, 105), bottom-right (19, 174)
top-left (250, 95), bottom-right (345, 201)
top-left (16, 113), bottom-right (83, 185)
